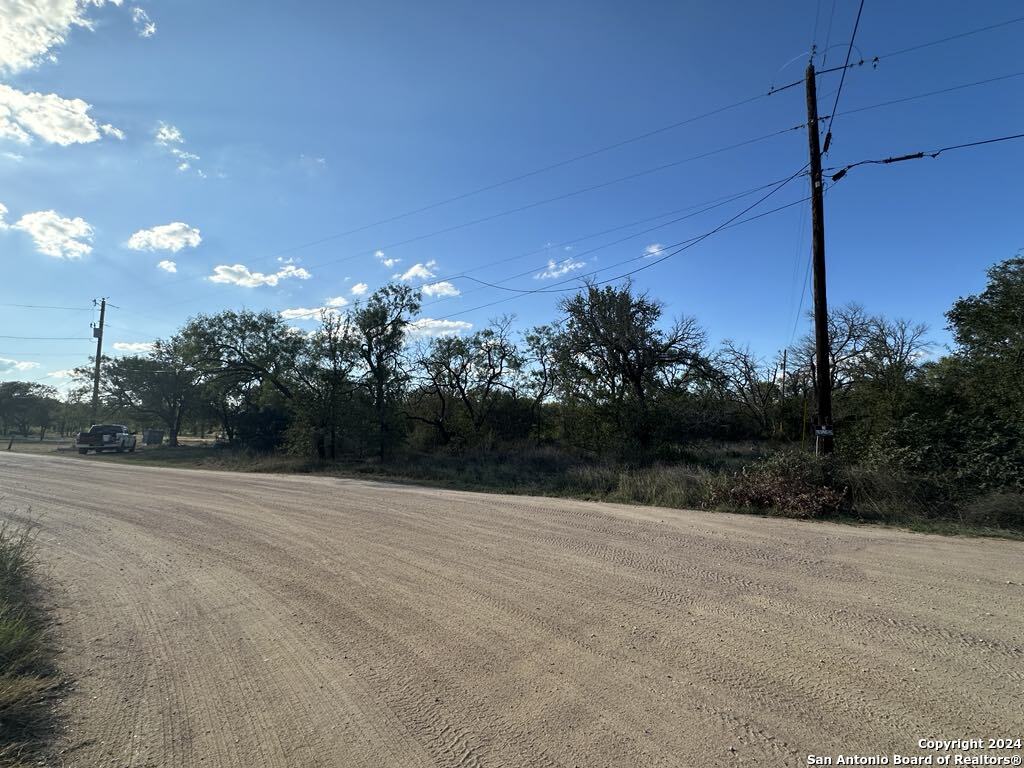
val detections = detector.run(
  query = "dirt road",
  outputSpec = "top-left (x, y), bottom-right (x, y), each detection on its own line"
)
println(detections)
top-left (2, 453), bottom-right (1022, 767)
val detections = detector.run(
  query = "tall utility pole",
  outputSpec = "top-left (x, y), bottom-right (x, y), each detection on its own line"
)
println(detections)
top-left (90, 298), bottom-right (106, 425)
top-left (804, 63), bottom-right (834, 455)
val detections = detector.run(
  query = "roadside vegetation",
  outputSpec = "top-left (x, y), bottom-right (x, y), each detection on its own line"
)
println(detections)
top-left (5, 255), bottom-right (1023, 536)
top-left (0, 518), bottom-right (57, 767)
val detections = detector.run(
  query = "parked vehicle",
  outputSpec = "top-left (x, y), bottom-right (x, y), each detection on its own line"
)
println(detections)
top-left (76, 424), bottom-right (137, 455)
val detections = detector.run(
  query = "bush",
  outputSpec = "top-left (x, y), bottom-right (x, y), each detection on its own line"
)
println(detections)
top-left (714, 449), bottom-right (847, 519)
top-left (960, 492), bottom-right (1024, 529)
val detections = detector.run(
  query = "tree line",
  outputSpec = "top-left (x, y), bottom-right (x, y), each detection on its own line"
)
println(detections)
top-left (4, 255), bottom-right (1021, 504)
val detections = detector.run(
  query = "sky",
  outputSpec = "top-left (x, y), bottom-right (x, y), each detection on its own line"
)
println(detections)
top-left (1, 0), bottom-right (1022, 390)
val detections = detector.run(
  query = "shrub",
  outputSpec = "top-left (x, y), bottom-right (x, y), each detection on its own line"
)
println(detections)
top-left (959, 492), bottom-right (1024, 529)
top-left (714, 449), bottom-right (847, 519)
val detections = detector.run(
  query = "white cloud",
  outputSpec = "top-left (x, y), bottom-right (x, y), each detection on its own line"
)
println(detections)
top-left (396, 260), bottom-right (437, 282)
top-left (421, 280), bottom-right (460, 298)
top-left (155, 121), bottom-right (183, 145)
top-left (0, 202), bottom-right (7, 228)
top-left (644, 243), bottom-right (664, 258)
top-left (100, 123), bottom-right (124, 140)
top-left (0, 0), bottom-right (125, 75)
top-left (12, 209), bottom-right (93, 259)
top-left (279, 307), bottom-right (334, 321)
top-left (156, 259), bottom-right (176, 273)
top-left (0, 357), bottom-right (40, 373)
top-left (350, 282), bottom-right (368, 296)
top-left (0, 84), bottom-right (120, 145)
top-left (171, 148), bottom-right (198, 171)
top-left (208, 263), bottom-right (311, 288)
top-left (2, 151), bottom-right (24, 161)
top-left (407, 318), bottom-right (473, 338)
top-left (131, 6), bottom-right (155, 37)
top-left (536, 257), bottom-right (585, 280)
top-left (47, 368), bottom-right (77, 379)
top-left (153, 122), bottom-right (207, 176)
top-left (112, 341), bottom-right (154, 354)
top-left (127, 222), bottom-right (201, 252)
top-left (375, 249), bottom-right (400, 268)
top-left (324, 295), bottom-right (349, 308)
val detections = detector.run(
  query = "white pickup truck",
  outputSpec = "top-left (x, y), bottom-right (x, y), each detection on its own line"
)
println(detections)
top-left (75, 424), bottom-right (138, 455)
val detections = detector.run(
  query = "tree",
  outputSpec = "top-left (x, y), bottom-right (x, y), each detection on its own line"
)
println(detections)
top-left (85, 336), bottom-right (202, 446)
top-left (792, 302), bottom-right (873, 394)
top-left (411, 318), bottom-right (522, 445)
top-left (180, 310), bottom-right (306, 449)
top-left (351, 285), bottom-right (421, 459)
top-left (292, 310), bottom-right (359, 458)
top-left (182, 310), bottom-right (305, 398)
top-left (715, 341), bottom-right (781, 436)
top-left (552, 281), bottom-right (708, 456)
top-left (0, 382), bottom-right (58, 437)
top-left (946, 255), bottom-right (1024, 419)
top-left (854, 317), bottom-right (930, 422)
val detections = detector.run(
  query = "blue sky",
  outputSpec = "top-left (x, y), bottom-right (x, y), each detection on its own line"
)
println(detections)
top-left (1, 0), bottom-right (1022, 388)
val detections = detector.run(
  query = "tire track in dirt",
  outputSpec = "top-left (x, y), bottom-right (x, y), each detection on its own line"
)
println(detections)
top-left (1, 453), bottom-right (1022, 767)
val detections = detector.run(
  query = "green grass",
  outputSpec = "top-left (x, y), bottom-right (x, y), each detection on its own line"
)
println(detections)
top-left (0, 519), bottom-right (57, 767)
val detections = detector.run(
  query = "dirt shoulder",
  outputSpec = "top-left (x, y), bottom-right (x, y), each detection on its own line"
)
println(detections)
top-left (2, 452), bottom-right (1022, 767)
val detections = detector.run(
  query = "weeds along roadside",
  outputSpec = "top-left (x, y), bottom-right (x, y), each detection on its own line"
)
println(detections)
top-left (64, 441), bottom-right (1024, 539)
top-left (0, 516), bottom-right (58, 768)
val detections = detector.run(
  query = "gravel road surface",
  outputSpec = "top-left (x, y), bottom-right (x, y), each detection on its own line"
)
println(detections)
top-left (2, 453), bottom-right (1021, 767)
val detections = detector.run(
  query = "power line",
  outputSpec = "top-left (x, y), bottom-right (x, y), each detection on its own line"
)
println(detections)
top-left (821, 0), bottom-right (838, 68)
top-left (139, 94), bottom-right (792, 306)
top-left (828, 132), bottom-right (1024, 181)
top-left (882, 15), bottom-right (1024, 61)
top-left (433, 165), bottom-right (811, 319)
top-left (831, 71), bottom-right (1024, 120)
top-left (459, 195), bottom-right (809, 296)
top-left (248, 93), bottom-right (772, 263)
top-left (0, 335), bottom-right (92, 341)
top-left (0, 351), bottom-right (89, 358)
top-left (143, 70), bottom-right (1023, 323)
top-left (141, 122), bottom-right (809, 313)
top-left (278, 175), bottom-right (809, 323)
top-left (821, 0), bottom-right (866, 155)
top-left (771, 12), bottom-right (1024, 96)
top-left (0, 303), bottom-right (92, 311)
top-left (426, 179), bottom-right (794, 306)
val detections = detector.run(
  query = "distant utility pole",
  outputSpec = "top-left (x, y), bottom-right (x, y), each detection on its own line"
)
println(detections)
top-left (90, 297), bottom-right (106, 425)
top-left (804, 63), bottom-right (834, 455)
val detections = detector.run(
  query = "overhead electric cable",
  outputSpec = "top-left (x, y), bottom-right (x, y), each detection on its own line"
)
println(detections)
top-left (278, 174), bottom-right (809, 322)
top-left (822, 0), bottom-right (866, 154)
top-left (432, 164), bottom-right (811, 318)
top-left (0, 303), bottom-right (92, 311)
top-left (770, 13), bottom-right (1024, 95)
top-left (0, 335), bottom-right (91, 340)
top-left (830, 71), bottom-right (1024, 120)
top-left (142, 123), bottom-right (809, 313)
top-left (828, 132), bottom-right (1024, 181)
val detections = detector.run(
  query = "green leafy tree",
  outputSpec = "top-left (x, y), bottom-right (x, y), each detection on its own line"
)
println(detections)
top-left (292, 310), bottom-right (359, 458)
top-left (552, 281), bottom-right (708, 457)
top-left (351, 284), bottom-right (421, 460)
top-left (78, 336), bottom-right (202, 446)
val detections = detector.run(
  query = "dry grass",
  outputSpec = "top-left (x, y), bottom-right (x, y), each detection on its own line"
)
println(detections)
top-left (0, 519), bottom-right (57, 767)
top-left (51, 442), bottom-right (1024, 539)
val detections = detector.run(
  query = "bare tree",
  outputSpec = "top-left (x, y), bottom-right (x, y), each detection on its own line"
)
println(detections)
top-left (716, 340), bottom-right (780, 435)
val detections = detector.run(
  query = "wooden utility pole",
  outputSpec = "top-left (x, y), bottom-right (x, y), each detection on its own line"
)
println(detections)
top-left (804, 63), bottom-right (834, 455)
top-left (90, 298), bottom-right (106, 425)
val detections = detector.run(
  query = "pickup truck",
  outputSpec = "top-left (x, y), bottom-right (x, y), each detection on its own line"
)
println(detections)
top-left (76, 424), bottom-right (137, 455)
